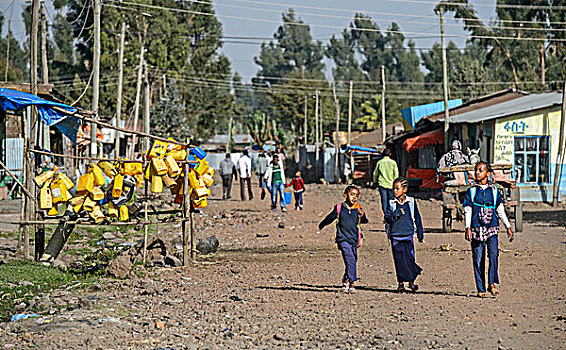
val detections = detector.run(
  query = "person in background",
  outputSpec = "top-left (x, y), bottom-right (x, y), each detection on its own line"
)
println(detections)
top-left (264, 155), bottom-right (286, 212)
top-left (287, 170), bottom-right (306, 210)
top-left (373, 148), bottom-right (399, 215)
top-left (219, 153), bottom-right (237, 200)
top-left (238, 150), bottom-right (253, 201)
top-left (275, 146), bottom-right (286, 169)
top-left (436, 140), bottom-right (470, 184)
top-left (256, 152), bottom-right (269, 189)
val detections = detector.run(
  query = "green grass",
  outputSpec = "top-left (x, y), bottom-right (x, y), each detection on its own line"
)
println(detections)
top-left (0, 260), bottom-right (97, 321)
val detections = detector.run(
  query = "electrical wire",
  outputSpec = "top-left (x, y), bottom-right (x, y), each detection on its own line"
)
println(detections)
top-left (104, 1), bottom-right (566, 42)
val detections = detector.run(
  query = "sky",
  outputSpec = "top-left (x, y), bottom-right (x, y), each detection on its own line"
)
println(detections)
top-left (0, 0), bottom-right (498, 82)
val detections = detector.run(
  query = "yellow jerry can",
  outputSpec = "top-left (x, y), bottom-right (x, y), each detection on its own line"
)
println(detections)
top-left (90, 205), bottom-right (105, 224)
top-left (58, 173), bottom-right (75, 190)
top-left (50, 179), bottom-right (69, 204)
top-left (144, 163), bottom-right (153, 181)
top-left (112, 174), bottom-right (124, 198)
top-left (39, 184), bottom-right (53, 210)
top-left (119, 205), bottom-right (129, 221)
top-left (83, 196), bottom-right (96, 212)
top-left (34, 170), bottom-right (55, 187)
top-left (169, 149), bottom-right (187, 161)
top-left (98, 161), bottom-right (118, 178)
top-left (165, 155), bottom-right (181, 177)
top-left (91, 163), bottom-right (106, 186)
top-left (124, 161), bottom-right (143, 176)
top-left (194, 185), bottom-right (210, 198)
top-left (108, 202), bottom-right (119, 218)
top-left (148, 140), bottom-right (169, 159)
top-left (201, 173), bottom-right (214, 187)
top-left (195, 160), bottom-right (210, 176)
top-left (187, 170), bottom-right (199, 189)
top-left (69, 195), bottom-right (86, 207)
top-left (192, 197), bottom-right (207, 208)
top-left (151, 157), bottom-right (168, 176)
top-left (162, 174), bottom-right (177, 188)
top-left (47, 206), bottom-right (59, 216)
top-left (76, 173), bottom-right (94, 193)
top-left (92, 186), bottom-right (105, 201)
top-left (151, 175), bottom-right (163, 193)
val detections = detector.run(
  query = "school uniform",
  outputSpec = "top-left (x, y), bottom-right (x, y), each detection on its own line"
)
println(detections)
top-left (384, 196), bottom-right (424, 283)
top-left (319, 203), bottom-right (368, 284)
top-left (463, 183), bottom-right (511, 294)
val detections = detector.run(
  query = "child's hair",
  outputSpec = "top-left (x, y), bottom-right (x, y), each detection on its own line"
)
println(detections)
top-left (393, 177), bottom-right (409, 189)
top-left (475, 160), bottom-right (493, 173)
top-left (295, 170), bottom-right (301, 176)
top-left (344, 185), bottom-right (359, 195)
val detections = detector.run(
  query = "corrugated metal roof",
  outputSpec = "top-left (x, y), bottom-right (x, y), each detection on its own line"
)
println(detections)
top-left (449, 92), bottom-right (563, 124)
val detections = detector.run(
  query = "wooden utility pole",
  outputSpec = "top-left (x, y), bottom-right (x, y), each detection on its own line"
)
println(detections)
top-left (440, 6), bottom-right (450, 152)
top-left (552, 77), bottom-right (566, 206)
top-left (332, 84), bottom-right (340, 183)
top-left (227, 116), bottom-right (233, 152)
top-left (91, 0), bottom-right (101, 158)
top-left (303, 95), bottom-right (308, 145)
top-left (315, 90), bottom-right (319, 176)
top-left (27, 0), bottom-right (40, 260)
top-left (381, 65), bottom-right (386, 143)
top-left (115, 21), bottom-right (126, 158)
top-left (4, 19), bottom-right (10, 81)
top-left (40, 1), bottom-right (50, 151)
top-left (129, 26), bottom-right (147, 159)
top-left (348, 81), bottom-right (353, 147)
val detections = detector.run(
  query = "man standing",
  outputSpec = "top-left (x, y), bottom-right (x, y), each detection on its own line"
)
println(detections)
top-left (264, 155), bottom-right (286, 212)
top-left (373, 148), bottom-right (399, 215)
top-left (219, 153), bottom-right (237, 200)
top-left (256, 152), bottom-right (268, 189)
top-left (238, 150), bottom-right (253, 201)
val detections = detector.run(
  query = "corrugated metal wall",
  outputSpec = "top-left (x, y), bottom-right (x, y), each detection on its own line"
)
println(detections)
top-left (3, 137), bottom-right (24, 178)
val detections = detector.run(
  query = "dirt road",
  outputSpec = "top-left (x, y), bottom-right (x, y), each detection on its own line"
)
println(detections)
top-left (1, 182), bottom-right (565, 349)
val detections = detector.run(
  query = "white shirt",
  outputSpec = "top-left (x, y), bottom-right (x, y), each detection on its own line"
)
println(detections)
top-left (238, 155), bottom-right (252, 178)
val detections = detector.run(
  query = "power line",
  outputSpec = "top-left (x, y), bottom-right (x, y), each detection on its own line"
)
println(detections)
top-left (104, 1), bottom-right (566, 42)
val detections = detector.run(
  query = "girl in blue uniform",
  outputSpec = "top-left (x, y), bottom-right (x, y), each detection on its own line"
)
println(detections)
top-left (463, 161), bottom-right (514, 298)
top-left (319, 186), bottom-right (369, 293)
top-left (384, 177), bottom-right (424, 292)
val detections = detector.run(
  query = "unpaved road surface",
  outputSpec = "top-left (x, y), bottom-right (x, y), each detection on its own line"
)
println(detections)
top-left (1, 181), bottom-right (565, 349)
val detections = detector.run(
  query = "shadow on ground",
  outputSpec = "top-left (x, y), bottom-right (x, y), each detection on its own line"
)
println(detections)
top-left (524, 210), bottom-right (566, 227)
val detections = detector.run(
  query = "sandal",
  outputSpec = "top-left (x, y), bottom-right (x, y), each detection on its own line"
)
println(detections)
top-left (408, 281), bottom-right (419, 292)
top-left (397, 283), bottom-right (406, 293)
top-left (477, 292), bottom-right (488, 298)
top-left (488, 285), bottom-right (500, 296)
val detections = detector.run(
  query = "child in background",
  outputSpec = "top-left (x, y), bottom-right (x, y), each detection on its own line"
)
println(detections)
top-left (287, 171), bottom-right (306, 210)
top-left (319, 186), bottom-right (369, 293)
top-left (463, 161), bottom-right (514, 298)
top-left (384, 177), bottom-right (424, 292)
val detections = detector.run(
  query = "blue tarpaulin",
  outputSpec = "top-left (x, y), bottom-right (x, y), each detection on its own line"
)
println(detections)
top-left (0, 88), bottom-right (80, 143)
top-left (344, 145), bottom-right (380, 155)
top-left (401, 99), bottom-right (463, 130)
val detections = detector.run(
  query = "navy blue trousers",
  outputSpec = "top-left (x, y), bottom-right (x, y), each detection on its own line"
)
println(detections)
top-left (471, 235), bottom-right (499, 293)
top-left (391, 237), bottom-right (422, 283)
top-left (338, 241), bottom-right (358, 283)
top-left (378, 186), bottom-right (394, 215)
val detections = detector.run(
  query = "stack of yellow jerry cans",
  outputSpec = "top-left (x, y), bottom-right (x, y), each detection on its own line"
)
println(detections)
top-left (34, 168), bottom-right (75, 217)
top-left (32, 140), bottom-right (213, 223)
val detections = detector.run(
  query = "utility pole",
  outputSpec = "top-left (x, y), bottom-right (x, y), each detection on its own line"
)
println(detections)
top-left (348, 81), bottom-right (353, 147)
top-left (4, 19), bottom-right (10, 81)
top-left (552, 77), bottom-right (566, 206)
top-left (227, 116), bottom-right (233, 152)
top-left (40, 1), bottom-right (49, 151)
top-left (143, 63), bottom-right (150, 150)
top-left (381, 65), bottom-right (386, 143)
top-left (440, 6), bottom-right (451, 152)
top-left (115, 21), bottom-right (126, 158)
top-left (129, 23), bottom-right (147, 159)
top-left (332, 83), bottom-right (340, 183)
top-left (303, 95), bottom-right (308, 146)
top-left (315, 90), bottom-right (319, 177)
top-left (90, 0), bottom-right (101, 158)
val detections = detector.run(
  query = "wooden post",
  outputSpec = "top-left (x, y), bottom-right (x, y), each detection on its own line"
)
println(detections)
top-left (314, 90), bottom-right (319, 177)
top-left (29, 0), bottom-right (40, 260)
top-left (129, 21), bottom-right (147, 159)
top-left (115, 21), bottom-right (126, 158)
top-left (4, 19), bottom-right (10, 81)
top-left (348, 81), bottom-right (354, 181)
top-left (142, 66), bottom-right (151, 264)
top-left (332, 83), bottom-right (340, 183)
top-left (182, 147), bottom-right (190, 266)
top-left (142, 146), bottom-right (149, 264)
top-left (91, 0), bottom-right (101, 158)
top-left (303, 95), bottom-right (308, 145)
top-left (440, 6), bottom-right (451, 152)
top-left (552, 77), bottom-right (566, 206)
top-left (190, 207), bottom-right (195, 262)
top-left (40, 1), bottom-right (50, 151)
top-left (381, 65), bottom-right (386, 143)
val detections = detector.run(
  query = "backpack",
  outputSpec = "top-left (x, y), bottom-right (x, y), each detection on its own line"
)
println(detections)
top-left (385, 197), bottom-right (416, 236)
top-left (469, 186), bottom-right (498, 209)
top-left (336, 203), bottom-right (364, 247)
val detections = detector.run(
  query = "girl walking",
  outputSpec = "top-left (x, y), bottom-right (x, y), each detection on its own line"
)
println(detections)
top-left (384, 177), bottom-right (424, 292)
top-left (319, 186), bottom-right (369, 293)
top-left (287, 171), bottom-right (305, 210)
top-left (463, 161), bottom-right (514, 298)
